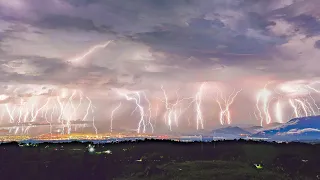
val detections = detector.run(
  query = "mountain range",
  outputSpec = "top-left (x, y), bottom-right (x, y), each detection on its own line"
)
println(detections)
top-left (253, 116), bottom-right (320, 141)
top-left (211, 126), bottom-right (251, 139)
top-left (209, 116), bottom-right (320, 142)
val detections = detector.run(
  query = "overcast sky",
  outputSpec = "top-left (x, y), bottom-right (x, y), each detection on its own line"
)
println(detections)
top-left (0, 0), bottom-right (320, 135)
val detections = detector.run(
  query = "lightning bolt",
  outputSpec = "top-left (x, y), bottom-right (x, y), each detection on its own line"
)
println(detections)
top-left (110, 102), bottom-right (122, 132)
top-left (115, 90), bottom-right (147, 133)
top-left (195, 82), bottom-right (206, 130)
top-left (68, 40), bottom-right (113, 66)
top-left (159, 86), bottom-right (194, 131)
top-left (289, 99), bottom-right (299, 118)
top-left (274, 99), bottom-right (283, 123)
top-left (142, 92), bottom-right (154, 133)
top-left (255, 82), bottom-right (273, 126)
top-left (214, 88), bottom-right (242, 125)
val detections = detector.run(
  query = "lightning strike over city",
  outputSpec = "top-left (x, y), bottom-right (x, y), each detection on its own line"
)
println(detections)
top-left (0, 88), bottom-right (96, 137)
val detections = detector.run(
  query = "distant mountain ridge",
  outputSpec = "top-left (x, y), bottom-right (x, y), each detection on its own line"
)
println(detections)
top-left (209, 126), bottom-right (251, 139)
top-left (253, 116), bottom-right (320, 141)
top-left (212, 126), bottom-right (251, 135)
top-left (208, 117), bottom-right (320, 141)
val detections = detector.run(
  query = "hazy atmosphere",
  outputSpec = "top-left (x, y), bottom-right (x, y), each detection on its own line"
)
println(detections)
top-left (1, 0), bottom-right (320, 135)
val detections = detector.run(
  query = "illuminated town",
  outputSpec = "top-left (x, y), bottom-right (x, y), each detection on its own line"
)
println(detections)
top-left (0, 132), bottom-right (177, 142)
top-left (0, 131), bottom-right (255, 143)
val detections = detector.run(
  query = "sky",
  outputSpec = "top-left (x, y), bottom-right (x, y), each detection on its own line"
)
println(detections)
top-left (1, 0), bottom-right (320, 135)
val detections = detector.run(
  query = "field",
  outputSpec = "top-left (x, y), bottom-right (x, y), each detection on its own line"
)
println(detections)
top-left (0, 139), bottom-right (319, 180)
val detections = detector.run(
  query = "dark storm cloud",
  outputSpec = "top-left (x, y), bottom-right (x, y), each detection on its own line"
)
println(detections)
top-left (58, 1), bottom-right (286, 69)
top-left (129, 17), bottom-right (283, 67)
top-left (287, 15), bottom-right (320, 37)
top-left (49, 0), bottom-right (312, 72)
top-left (65, 0), bottom-right (195, 9)
top-left (35, 0), bottom-right (197, 34)
top-left (0, 0), bottom-right (315, 75)
top-left (63, 0), bottom-right (101, 7)
top-left (245, 12), bottom-right (276, 30)
top-left (0, 55), bottom-right (123, 88)
top-left (314, 40), bottom-right (320, 49)
top-left (36, 15), bottom-right (116, 34)
top-left (63, 0), bottom-right (276, 33)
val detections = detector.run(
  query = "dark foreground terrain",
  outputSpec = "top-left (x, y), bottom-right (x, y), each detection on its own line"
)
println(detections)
top-left (0, 139), bottom-right (320, 180)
